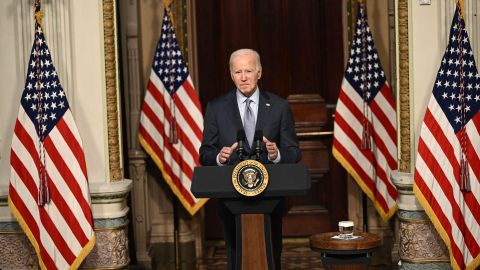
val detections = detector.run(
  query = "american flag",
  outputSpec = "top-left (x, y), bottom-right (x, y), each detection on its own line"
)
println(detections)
top-left (414, 6), bottom-right (480, 270)
top-left (332, 3), bottom-right (398, 221)
top-left (8, 22), bottom-right (95, 269)
top-left (139, 9), bottom-right (205, 215)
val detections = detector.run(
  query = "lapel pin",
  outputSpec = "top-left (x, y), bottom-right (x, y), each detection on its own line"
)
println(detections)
top-left (266, 103), bottom-right (271, 107)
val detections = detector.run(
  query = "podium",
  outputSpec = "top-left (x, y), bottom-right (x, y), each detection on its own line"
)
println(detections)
top-left (191, 163), bottom-right (310, 270)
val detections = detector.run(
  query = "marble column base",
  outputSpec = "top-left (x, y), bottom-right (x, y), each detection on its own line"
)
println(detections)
top-left (400, 262), bottom-right (452, 270)
top-left (392, 171), bottom-right (451, 270)
top-left (0, 223), bottom-right (37, 270)
top-left (0, 217), bottom-right (130, 269)
top-left (398, 210), bottom-right (451, 270)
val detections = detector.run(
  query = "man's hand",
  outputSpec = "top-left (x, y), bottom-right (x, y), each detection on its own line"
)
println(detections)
top-left (218, 142), bottom-right (238, 164)
top-left (263, 136), bottom-right (278, 160)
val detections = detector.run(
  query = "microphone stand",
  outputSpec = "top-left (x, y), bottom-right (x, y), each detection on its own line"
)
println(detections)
top-left (255, 139), bottom-right (261, 161)
top-left (253, 130), bottom-right (263, 161)
top-left (237, 139), bottom-right (245, 161)
top-left (237, 130), bottom-right (247, 161)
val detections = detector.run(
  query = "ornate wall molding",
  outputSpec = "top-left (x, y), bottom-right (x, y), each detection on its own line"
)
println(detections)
top-left (103, 0), bottom-right (123, 182)
top-left (397, 0), bottom-right (411, 173)
top-left (128, 152), bottom-right (151, 265)
top-left (118, 0), bottom-right (152, 265)
top-left (90, 180), bottom-right (133, 219)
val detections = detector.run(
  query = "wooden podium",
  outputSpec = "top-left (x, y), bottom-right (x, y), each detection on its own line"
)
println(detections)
top-left (191, 164), bottom-right (310, 270)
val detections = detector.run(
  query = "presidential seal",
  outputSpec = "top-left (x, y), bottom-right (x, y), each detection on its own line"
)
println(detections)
top-left (231, 160), bottom-right (269, 196)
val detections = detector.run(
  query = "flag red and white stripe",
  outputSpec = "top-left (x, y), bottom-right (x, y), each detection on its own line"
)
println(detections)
top-left (414, 5), bottom-right (480, 269)
top-left (139, 9), bottom-right (206, 215)
top-left (9, 21), bottom-right (95, 270)
top-left (332, 3), bottom-right (398, 220)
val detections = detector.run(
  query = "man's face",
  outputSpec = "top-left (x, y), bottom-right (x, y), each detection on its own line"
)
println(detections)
top-left (230, 53), bottom-right (262, 97)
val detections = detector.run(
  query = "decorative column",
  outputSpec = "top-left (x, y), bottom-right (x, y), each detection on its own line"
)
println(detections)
top-left (0, 0), bottom-right (133, 269)
top-left (0, 182), bottom-right (133, 270)
top-left (393, 1), bottom-right (450, 269)
top-left (118, 0), bottom-right (152, 266)
top-left (391, 171), bottom-right (450, 269)
top-left (82, 182), bottom-right (133, 269)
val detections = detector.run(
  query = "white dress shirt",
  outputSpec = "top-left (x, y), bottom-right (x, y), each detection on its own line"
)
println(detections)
top-left (216, 88), bottom-right (281, 165)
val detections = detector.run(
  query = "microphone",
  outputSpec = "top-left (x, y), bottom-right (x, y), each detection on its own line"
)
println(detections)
top-left (236, 130), bottom-right (246, 161)
top-left (253, 130), bottom-right (263, 161)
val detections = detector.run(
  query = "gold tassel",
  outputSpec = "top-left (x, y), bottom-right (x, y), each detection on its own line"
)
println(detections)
top-left (170, 117), bottom-right (178, 144)
top-left (460, 156), bottom-right (471, 192)
top-left (38, 162), bottom-right (50, 206)
top-left (361, 122), bottom-right (371, 150)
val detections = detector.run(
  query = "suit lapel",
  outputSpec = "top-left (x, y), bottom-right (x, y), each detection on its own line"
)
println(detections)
top-left (226, 90), bottom-right (244, 132)
top-left (255, 91), bottom-right (271, 133)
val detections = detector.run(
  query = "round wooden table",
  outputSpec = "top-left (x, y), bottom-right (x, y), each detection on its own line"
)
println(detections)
top-left (309, 232), bottom-right (382, 270)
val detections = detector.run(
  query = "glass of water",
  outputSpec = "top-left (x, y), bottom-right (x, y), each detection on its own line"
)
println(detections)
top-left (338, 221), bottom-right (354, 239)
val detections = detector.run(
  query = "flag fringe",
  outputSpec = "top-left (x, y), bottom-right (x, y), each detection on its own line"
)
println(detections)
top-left (139, 134), bottom-right (207, 216)
top-left (8, 196), bottom-right (96, 270)
top-left (413, 184), bottom-right (480, 270)
top-left (332, 146), bottom-right (397, 221)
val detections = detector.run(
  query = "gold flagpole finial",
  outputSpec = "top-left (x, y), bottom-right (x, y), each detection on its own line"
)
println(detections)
top-left (163, 0), bottom-right (173, 8)
top-left (34, 0), bottom-right (43, 27)
top-left (163, 0), bottom-right (175, 25)
top-left (457, 0), bottom-right (464, 17)
top-left (35, 10), bottom-right (44, 27)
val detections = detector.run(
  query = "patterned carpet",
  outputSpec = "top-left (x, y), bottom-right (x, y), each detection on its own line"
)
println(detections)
top-left (195, 238), bottom-right (395, 270)
top-left (196, 239), bottom-right (325, 270)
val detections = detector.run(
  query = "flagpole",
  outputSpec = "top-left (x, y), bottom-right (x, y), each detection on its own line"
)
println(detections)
top-left (173, 196), bottom-right (180, 270)
top-left (362, 193), bottom-right (368, 232)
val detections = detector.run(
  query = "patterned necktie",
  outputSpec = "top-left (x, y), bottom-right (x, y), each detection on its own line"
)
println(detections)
top-left (243, 98), bottom-right (255, 147)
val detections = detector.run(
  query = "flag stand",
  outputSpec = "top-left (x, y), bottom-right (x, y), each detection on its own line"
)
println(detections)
top-left (173, 196), bottom-right (180, 270)
top-left (362, 193), bottom-right (368, 232)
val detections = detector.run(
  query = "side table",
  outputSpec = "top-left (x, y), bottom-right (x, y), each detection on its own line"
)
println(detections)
top-left (309, 232), bottom-right (382, 270)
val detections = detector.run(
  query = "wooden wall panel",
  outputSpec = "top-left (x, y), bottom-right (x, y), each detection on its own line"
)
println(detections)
top-left (196, 0), bottom-right (346, 238)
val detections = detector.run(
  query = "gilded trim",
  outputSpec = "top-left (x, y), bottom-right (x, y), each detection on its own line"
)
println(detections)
top-left (0, 231), bottom-right (24, 234)
top-left (103, 0), bottom-right (122, 181)
top-left (398, 0), bottom-right (411, 172)
top-left (398, 217), bottom-right (431, 224)
top-left (297, 131), bottom-right (333, 137)
top-left (94, 224), bottom-right (129, 231)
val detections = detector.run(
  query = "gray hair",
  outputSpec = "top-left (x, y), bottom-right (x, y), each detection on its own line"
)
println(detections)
top-left (229, 49), bottom-right (262, 71)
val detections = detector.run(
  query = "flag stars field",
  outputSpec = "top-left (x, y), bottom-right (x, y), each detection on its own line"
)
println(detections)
top-left (332, 3), bottom-right (398, 222)
top-left (139, 8), bottom-right (206, 216)
top-left (9, 20), bottom-right (95, 270)
top-left (414, 4), bottom-right (480, 270)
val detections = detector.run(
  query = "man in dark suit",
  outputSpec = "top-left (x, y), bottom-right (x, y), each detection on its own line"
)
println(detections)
top-left (199, 48), bottom-right (301, 270)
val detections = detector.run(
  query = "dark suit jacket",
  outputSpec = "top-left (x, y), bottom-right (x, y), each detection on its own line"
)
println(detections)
top-left (199, 89), bottom-right (301, 165)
